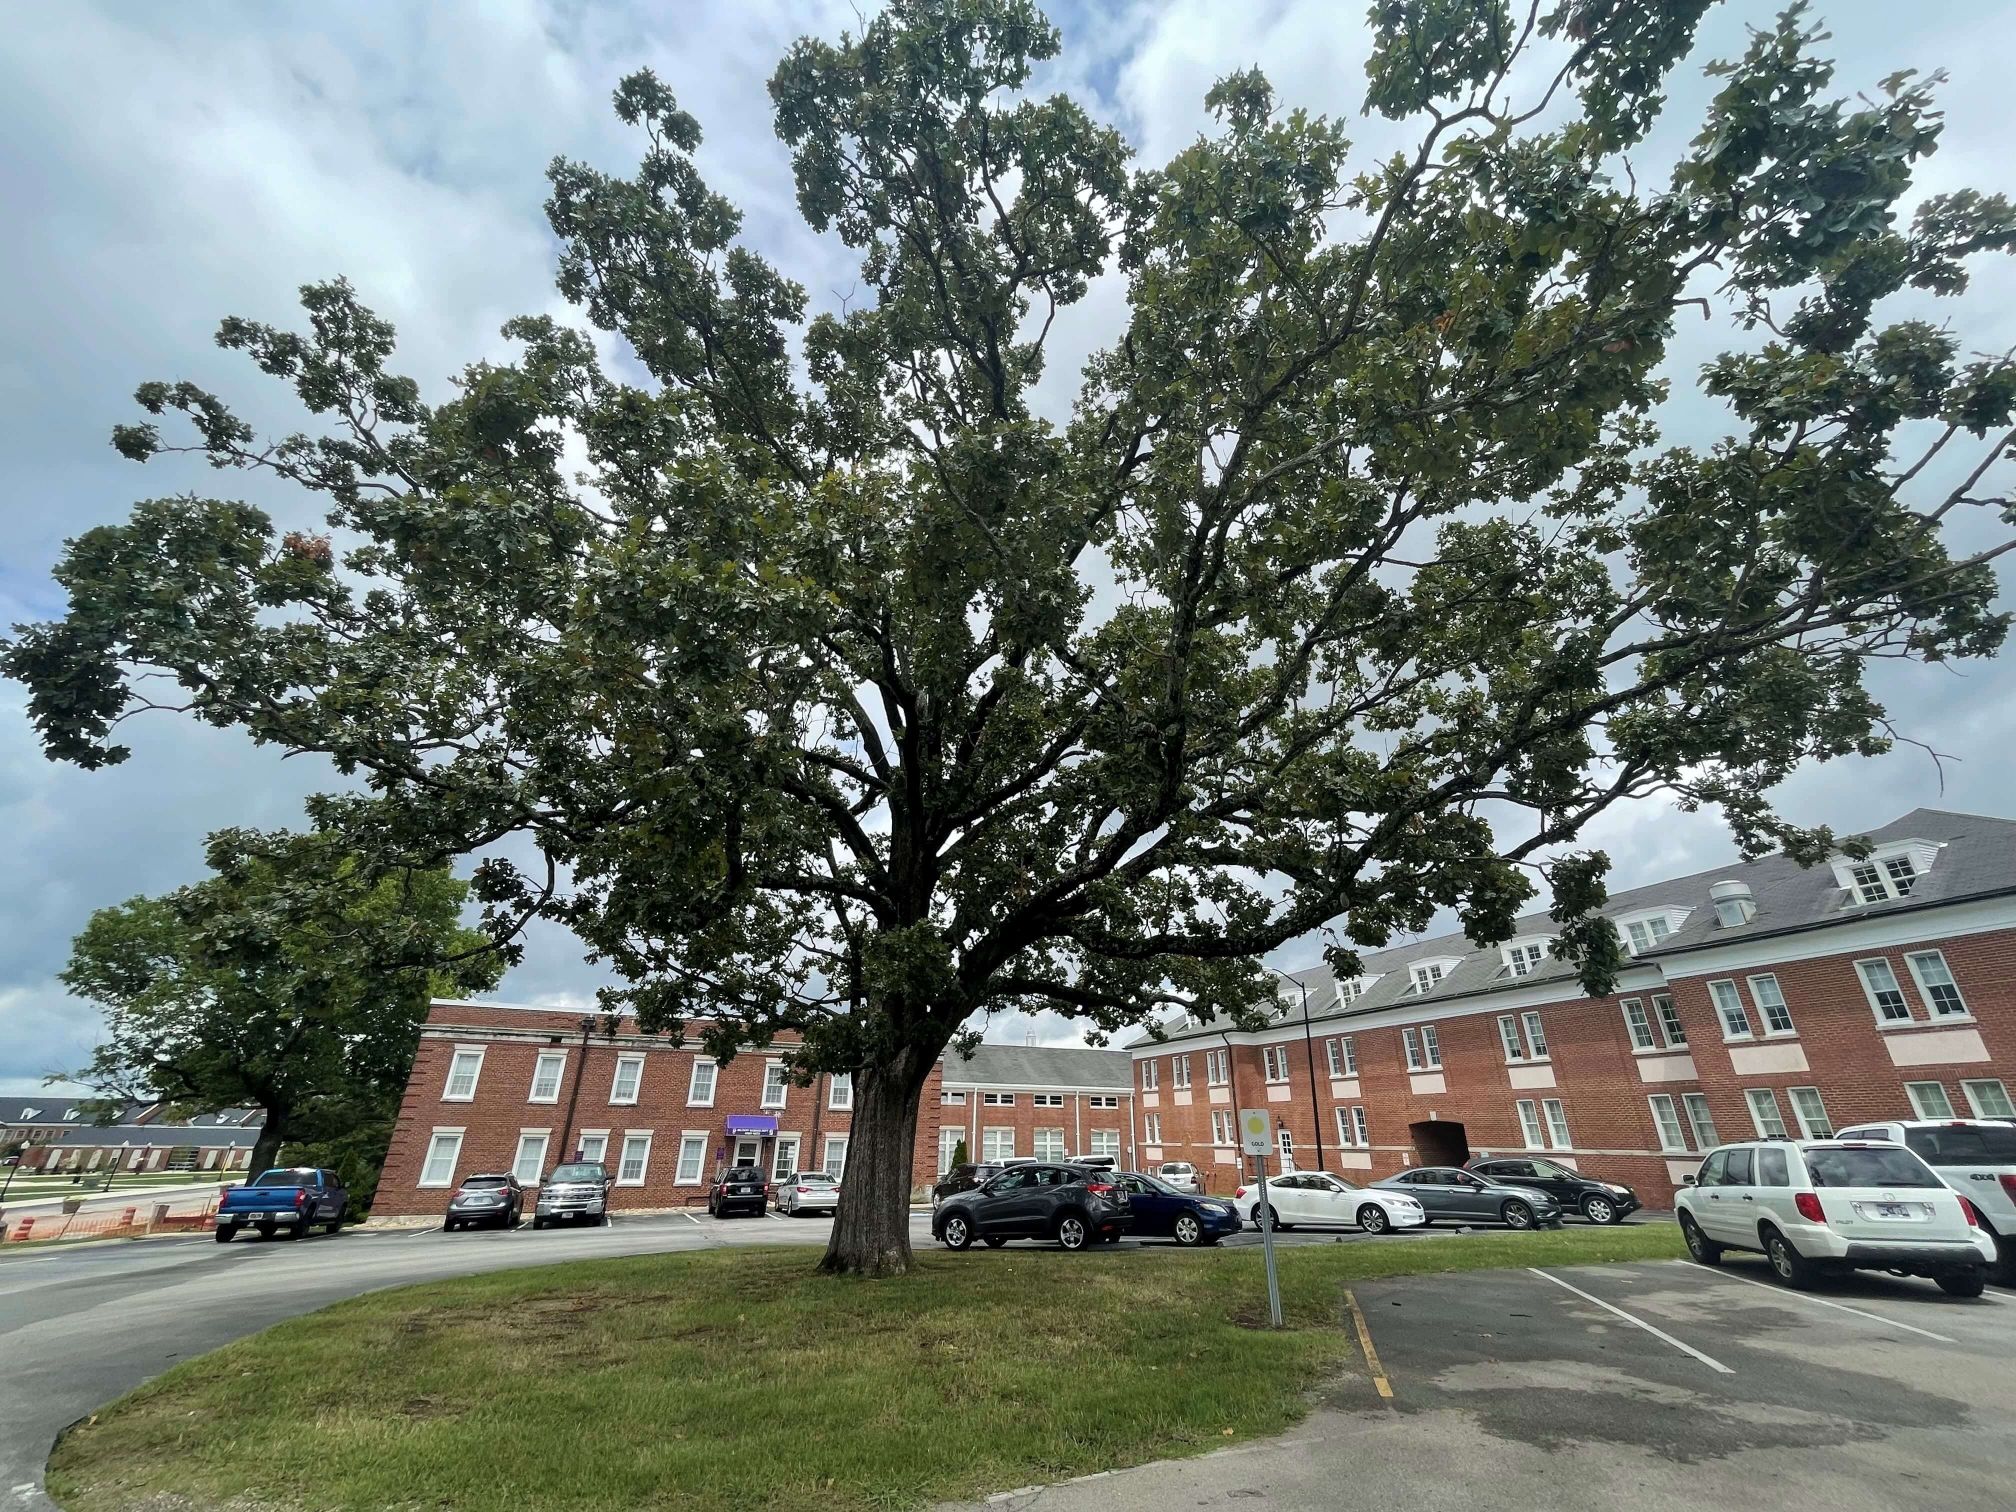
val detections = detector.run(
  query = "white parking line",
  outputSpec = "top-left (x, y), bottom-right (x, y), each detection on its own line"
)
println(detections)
top-left (1527, 1268), bottom-right (1733, 1374)
top-left (1666, 1260), bottom-right (1958, 1344)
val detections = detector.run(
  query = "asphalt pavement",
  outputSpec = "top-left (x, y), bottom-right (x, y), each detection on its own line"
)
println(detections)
top-left (956, 1256), bottom-right (2016, 1512)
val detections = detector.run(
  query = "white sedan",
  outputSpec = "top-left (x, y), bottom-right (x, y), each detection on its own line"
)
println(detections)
top-left (1234, 1171), bottom-right (1427, 1235)
top-left (775, 1171), bottom-right (842, 1215)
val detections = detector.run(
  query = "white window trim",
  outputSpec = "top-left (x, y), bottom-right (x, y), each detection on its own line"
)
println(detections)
top-left (1498, 1015), bottom-right (1526, 1063)
top-left (1141, 1060), bottom-right (1159, 1092)
top-left (1905, 1081), bottom-right (1956, 1120)
top-left (418, 1128), bottom-right (465, 1188)
top-left (528, 1051), bottom-right (567, 1105)
top-left (1786, 1086), bottom-right (1833, 1140)
top-left (1501, 939), bottom-right (1552, 978)
top-left (1263, 1045), bottom-right (1290, 1083)
top-left (1648, 1095), bottom-right (1688, 1153)
top-left (828, 1072), bottom-right (854, 1110)
top-left (442, 1046), bottom-right (486, 1103)
top-left (821, 1135), bottom-right (849, 1177)
top-left (616, 1130), bottom-right (654, 1186)
top-left (1708, 979), bottom-right (1752, 1041)
top-left (686, 1058), bottom-right (717, 1108)
top-left (1214, 1111), bottom-right (1236, 1146)
top-left (1745, 973), bottom-right (1797, 1038)
top-left (761, 1059), bottom-right (789, 1110)
top-left (1516, 1099), bottom-right (1545, 1150)
top-left (1744, 1088), bottom-right (1788, 1139)
top-left (1032, 1127), bottom-right (1067, 1162)
top-left (1418, 1024), bottom-right (1443, 1070)
top-left (1960, 1079), bottom-right (2015, 1119)
top-left (576, 1129), bottom-right (609, 1164)
top-left (1522, 1011), bottom-right (1549, 1061)
top-left (1682, 1093), bottom-right (1720, 1150)
top-left (983, 1091), bottom-right (1017, 1107)
top-left (1652, 994), bottom-right (1688, 1049)
top-left (1620, 999), bottom-right (1657, 1053)
top-left (1171, 1055), bottom-right (1191, 1089)
top-left (609, 1053), bottom-right (645, 1106)
top-left (1540, 1098), bottom-right (1572, 1151)
top-left (1351, 1106), bottom-right (1370, 1146)
top-left (942, 1090), bottom-right (968, 1105)
top-left (1903, 950), bottom-right (1971, 1021)
top-left (513, 1129), bottom-right (552, 1185)
top-left (674, 1130), bottom-right (708, 1185)
top-left (1854, 957), bottom-right (1915, 1027)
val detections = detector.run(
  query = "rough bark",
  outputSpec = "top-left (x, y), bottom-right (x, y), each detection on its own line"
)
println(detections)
top-left (818, 1044), bottom-right (935, 1277)
top-left (247, 1110), bottom-right (289, 1178)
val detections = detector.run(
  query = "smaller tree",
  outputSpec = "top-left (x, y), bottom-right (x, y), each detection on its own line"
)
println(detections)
top-left (60, 826), bottom-right (500, 1184)
top-left (950, 1138), bottom-right (968, 1169)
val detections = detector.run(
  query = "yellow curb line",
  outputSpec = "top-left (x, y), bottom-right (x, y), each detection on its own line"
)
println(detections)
top-left (1343, 1288), bottom-right (1393, 1399)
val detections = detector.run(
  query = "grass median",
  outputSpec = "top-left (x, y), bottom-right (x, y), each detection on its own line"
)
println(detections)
top-left (49, 1222), bottom-right (1681, 1510)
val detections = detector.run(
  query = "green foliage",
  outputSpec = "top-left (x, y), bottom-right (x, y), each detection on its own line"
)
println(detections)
top-left (6, 0), bottom-right (2013, 1265)
top-left (951, 1137), bottom-right (969, 1169)
top-left (58, 829), bottom-right (499, 1204)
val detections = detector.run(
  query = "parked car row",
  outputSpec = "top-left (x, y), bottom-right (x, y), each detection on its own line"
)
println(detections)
top-left (1676, 1119), bottom-right (2013, 1297)
top-left (443, 1162), bottom-right (615, 1231)
top-left (932, 1162), bottom-right (1239, 1250)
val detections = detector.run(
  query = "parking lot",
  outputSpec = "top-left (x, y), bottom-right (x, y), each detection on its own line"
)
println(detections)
top-left (978, 1255), bottom-right (2016, 1511)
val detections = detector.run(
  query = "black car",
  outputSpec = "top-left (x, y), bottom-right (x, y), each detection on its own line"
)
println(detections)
top-left (443, 1172), bottom-right (524, 1231)
top-left (931, 1161), bottom-right (1005, 1206)
top-left (706, 1164), bottom-right (770, 1217)
top-left (1112, 1171), bottom-right (1241, 1246)
top-left (933, 1162), bottom-right (1133, 1251)
top-left (1465, 1156), bottom-right (1641, 1225)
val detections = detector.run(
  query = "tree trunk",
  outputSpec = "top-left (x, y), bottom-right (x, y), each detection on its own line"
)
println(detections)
top-left (818, 1046), bottom-right (934, 1277)
top-left (248, 1109), bottom-right (288, 1177)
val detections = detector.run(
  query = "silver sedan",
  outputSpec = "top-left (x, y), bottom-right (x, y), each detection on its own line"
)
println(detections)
top-left (775, 1170), bottom-right (842, 1215)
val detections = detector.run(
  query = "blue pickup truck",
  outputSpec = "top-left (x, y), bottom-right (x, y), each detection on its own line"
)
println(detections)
top-left (215, 1167), bottom-right (348, 1243)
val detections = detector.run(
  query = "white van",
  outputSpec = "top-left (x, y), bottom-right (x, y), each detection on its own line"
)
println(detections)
top-left (1832, 1118), bottom-right (2016, 1283)
top-left (1676, 1138), bottom-right (1995, 1295)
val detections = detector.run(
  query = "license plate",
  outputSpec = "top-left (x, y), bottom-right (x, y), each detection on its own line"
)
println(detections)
top-left (731, 1186), bottom-right (752, 1194)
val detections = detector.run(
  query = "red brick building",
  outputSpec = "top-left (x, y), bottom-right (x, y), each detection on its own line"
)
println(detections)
top-left (373, 1005), bottom-right (1134, 1217)
top-left (1129, 808), bottom-right (2016, 1207)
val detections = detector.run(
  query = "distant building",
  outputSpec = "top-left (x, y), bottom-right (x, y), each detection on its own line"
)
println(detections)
top-left (0, 1098), bottom-right (263, 1173)
top-left (372, 1005), bottom-right (1134, 1216)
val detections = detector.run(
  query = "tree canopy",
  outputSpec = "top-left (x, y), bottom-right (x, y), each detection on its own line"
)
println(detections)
top-left (60, 828), bottom-right (499, 1194)
top-left (7, 0), bottom-right (2014, 1272)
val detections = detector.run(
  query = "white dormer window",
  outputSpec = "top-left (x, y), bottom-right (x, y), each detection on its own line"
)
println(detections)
top-left (1627, 916), bottom-right (1668, 954)
top-left (19, 1107), bottom-right (41, 1120)
top-left (1501, 940), bottom-right (1551, 977)
top-left (1829, 840), bottom-right (1940, 906)
top-left (64, 1107), bottom-right (80, 1121)
top-left (1408, 960), bottom-right (1452, 995)
top-left (1333, 975), bottom-right (1380, 1008)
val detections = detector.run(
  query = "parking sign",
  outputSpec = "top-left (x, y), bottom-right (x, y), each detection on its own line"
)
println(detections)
top-left (1238, 1107), bottom-right (1272, 1156)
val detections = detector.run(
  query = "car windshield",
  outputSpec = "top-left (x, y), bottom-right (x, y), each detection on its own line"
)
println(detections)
top-left (252, 1170), bottom-right (312, 1187)
top-left (1161, 1165), bottom-right (1194, 1175)
top-left (795, 1173), bottom-right (837, 1185)
top-left (1806, 1146), bottom-right (1942, 1188)
top-left (725, 1167), bottom-right (763, 1180)
top-left (458, 1175), bottom-right (508, 1189)
top-left (547, 1164), bottom-right (603, 1183)
top-left (1905, 1126), bottom-right (2016, 1165)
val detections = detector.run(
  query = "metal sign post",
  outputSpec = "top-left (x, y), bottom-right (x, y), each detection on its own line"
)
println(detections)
top-left (1239, 1108), bottom-right (1283, 1328)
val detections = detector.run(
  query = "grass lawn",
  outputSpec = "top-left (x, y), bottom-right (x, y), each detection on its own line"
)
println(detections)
top-left (50, 1224), bottom-right (1681, 1511)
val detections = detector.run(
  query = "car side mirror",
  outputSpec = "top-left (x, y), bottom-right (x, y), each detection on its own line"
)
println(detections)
top-left (1681, 1174), bottom-right (1696, 1186)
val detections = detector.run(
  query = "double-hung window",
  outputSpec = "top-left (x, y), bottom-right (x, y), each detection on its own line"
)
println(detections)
top-left (1142, 1114), bottom-right (1162, 1145)
top-left (1516, 1100), bottom-right (1546, 1149)
top-left (609, 1054), bottom-right (644, 1105)
top-left (1206, 1050), bottom-right (1230, 1084)
top-left (822, 1136), bottom-right (848, 1178)
top-left (687, 1059), bottom-right (717, 1107)
top-left (1787, 1086), bottom-right (1833, 1139)
top-left (617, 1132), bottom-right (652, 1186)
top-left (982, 1127), bottom-right (1015, 1162)
top-left (1855, 959), bottom-right (1913, 1024)
top-left (1904, 951), bottom-right (1968, 1018)
top-left (1625, 914), bottom-right (1672, 955)
top-left (1648, 1095), bottom-right (1688, 1152)
top-left (1522, 1012), bottom-right (1548, 1059)
top-left (1325, 1039), bottom-right (1346, 1077)
top-left (1961, 1080), bottom-right (2015, 1119)
top-left (828, 1073), bottom-right (853, 1110)
top-left (1403, 1026), bottom-right (1442, 1071)
top-left (1541, 1099), bottom-right (1572, 1149)
top-left (420, 1130), bottom-right (463, 1187)
top-left (1621, 999), bottom-right (1657, 1051)
top-left (1410, 961), bottom-right (1447, 994)
top-left (1350, 1106), bottom-right (1370, 1146)
top-left (1652, 994), bottom-right (1687, 1047)
top-left (1708, 980), bottom-right (1752, 1040)
top-left (1172, 1055), bottom-right (1192, 1089)
top-left (443, 1048), bottom-right (485, 1102)
top-left (529, 1052), bottom-right (565, 1104)
top-left (1141, 1061), bottom-right (1159, 1092)
top-left (1747, 975), bottom-right (1796, 1036)
top-left (1745, 1088), bottom-right (1788, 1139)
top-left (1033, 1128), bottom-right (1065, 1161)
top-left (1263, 1045), bottom-right (1291, 1082)
top-left (1682, 1093), bottom-right (1720, 1149)
top-left (761, 1061), bottom-right (789, 1108)
top-left (1905, 1082), bottom-right (1956, 1119)
top-left (1498, 1016), bottom-right (1526, 1061)
top-left (1212, 1111), bottom-right (1236, 1145)
top-left (513, 1130), bottom-right (550, 1184)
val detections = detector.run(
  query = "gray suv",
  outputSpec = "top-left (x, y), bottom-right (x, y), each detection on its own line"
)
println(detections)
top-left (533, 1161), bottom-right (610, 1229)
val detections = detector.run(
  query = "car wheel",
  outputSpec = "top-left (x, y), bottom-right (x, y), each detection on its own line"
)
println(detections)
top-left (1763, 1226), bottom-right (1817, 1290)
top-left (1501, 1201), bottom-right (1535, 1231)
top-left (1252, 1203), bottom-right (1288, 1232)
top-left (214, 1225), bottom-right (234, 1244)
top-left (256, 1222), bottom-right (276, 1240)
top-left (984, 1236), bottom-right (1008, 1248)
top-left (1173, 1214), bottom-right (1203, 1247)
top-left (1678, 1213), bottom-right (1720, 1265)
top-left (942, 1214), bottom-right (973, 1250)
top-left (1356, 1204), bottom-right (1390, 1235)
top-left (1937, 1271), bottom-right (1986, 1299)
top-left (531, 1216), bottom-right (545, 1231)
top-left (1056, 1214), bottom-right (1090, 1251)
top-left (1582, 1195), bottom-right (1617, 1226)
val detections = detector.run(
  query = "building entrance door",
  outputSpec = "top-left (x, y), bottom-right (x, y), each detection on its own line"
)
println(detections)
top-left (1409, 1119), bottom-right (1470, 1168)
top-left (733, 1137), bottom-right (761, 1168)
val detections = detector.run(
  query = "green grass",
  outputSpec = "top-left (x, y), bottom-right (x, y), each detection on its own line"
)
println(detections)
top-left (49, 1225), bottom-right (1681, 1511)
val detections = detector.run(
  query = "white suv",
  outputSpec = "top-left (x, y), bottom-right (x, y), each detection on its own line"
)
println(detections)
top-left (1676, 1139), bottom-right (1995, 1296)
top-left (1832, 1119), bottom-right (2016, 1285)
top-left (1156, 1162), bottom-right (1203, 1195)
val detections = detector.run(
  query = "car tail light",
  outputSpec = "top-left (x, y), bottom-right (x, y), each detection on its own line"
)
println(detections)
top-left (1086, 1182), bottom-right (1116, 1196)
top-left (1234, 1186), bottom-right (1248, 1199)
top-left (796, 1186), bottom-right (810, 1194)
top-left (1999, 1174), bottom-right (2016, 1205)
top-left (1793, 1192), bottom-right (1825, 1224)
top-left (1960, 1197), bottom-right (1982, 1228)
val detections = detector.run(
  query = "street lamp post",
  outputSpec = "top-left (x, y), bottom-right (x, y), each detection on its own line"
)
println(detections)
top-left (1268, 966), bottom-right (1326, 1175)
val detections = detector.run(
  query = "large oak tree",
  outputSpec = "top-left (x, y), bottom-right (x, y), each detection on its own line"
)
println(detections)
top-left (8, 0), bottom-right (2015, 1273)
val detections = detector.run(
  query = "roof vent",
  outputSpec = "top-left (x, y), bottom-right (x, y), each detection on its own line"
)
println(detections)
top-left (1709, 879), bottom-right (1755, 928)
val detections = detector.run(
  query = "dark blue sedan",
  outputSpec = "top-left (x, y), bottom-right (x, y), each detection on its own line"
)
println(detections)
top-left (1114, 1170), bottom-right (1242, 1246)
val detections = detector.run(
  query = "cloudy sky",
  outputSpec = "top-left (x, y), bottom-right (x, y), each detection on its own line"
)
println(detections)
top-left (5, 1), bottom-right (2014, 1093)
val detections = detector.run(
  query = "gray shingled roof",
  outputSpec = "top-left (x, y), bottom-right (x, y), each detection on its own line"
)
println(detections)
top-left (1128, 808), bottom-right (2016, 1048)
top-left (27, 1123), bottom-right (261, 1150)
top-left (0, 1099), bottom-right (263, 1132)
top-left (940, 1044), bottom-right (1134, 1091)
